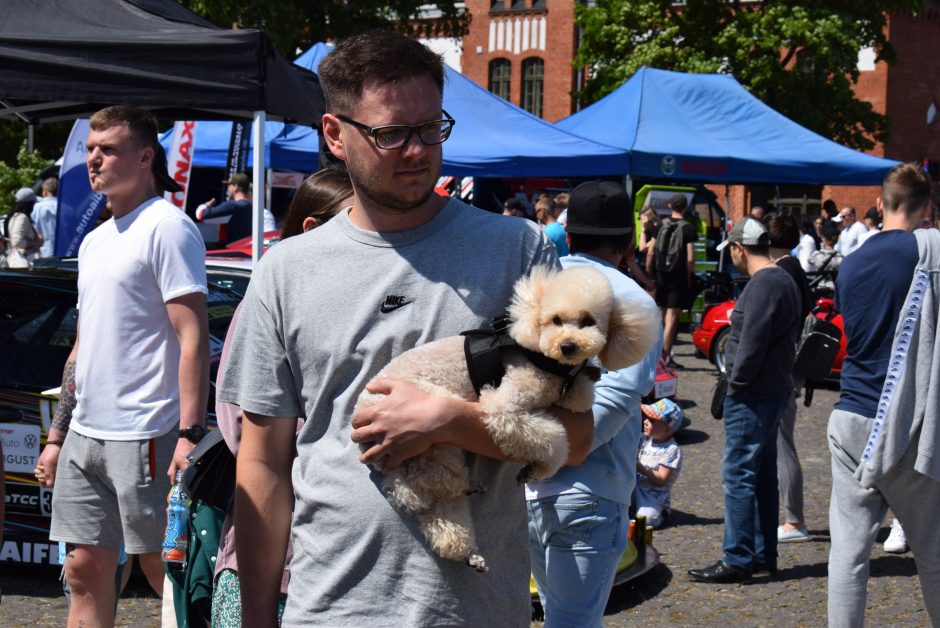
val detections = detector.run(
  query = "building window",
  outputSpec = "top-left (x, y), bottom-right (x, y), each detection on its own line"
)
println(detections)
top-left (522, 57), bottom-right (544, 118)
top-left (488, 58), bottom-right (511, 102)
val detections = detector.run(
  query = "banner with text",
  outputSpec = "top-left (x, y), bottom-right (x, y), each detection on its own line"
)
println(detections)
top-left (54, 119), bottom-right (107, 257)
top-left (164, 120), bottom-right (196, 210)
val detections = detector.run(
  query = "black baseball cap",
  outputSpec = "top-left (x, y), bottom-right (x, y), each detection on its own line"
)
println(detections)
top-left (153, 143), bottom-right (183, 194)
top-left (565, 181), bottom-right (633, 235)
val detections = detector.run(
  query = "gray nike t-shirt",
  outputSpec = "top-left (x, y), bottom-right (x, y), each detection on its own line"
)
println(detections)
top-left (219, 199), bottom-right (558, 627)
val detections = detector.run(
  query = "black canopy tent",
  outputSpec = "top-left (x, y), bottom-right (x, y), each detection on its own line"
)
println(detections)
top-left (0, 0), bottom-right (327, 261)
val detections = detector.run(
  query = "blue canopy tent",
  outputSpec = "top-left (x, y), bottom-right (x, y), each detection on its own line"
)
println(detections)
top-left (556, 67), bottom-right (897, 185)
top-left (158, 120), bottom-right (317, 171)
top-left (295, 44), bottom-right (629, 177)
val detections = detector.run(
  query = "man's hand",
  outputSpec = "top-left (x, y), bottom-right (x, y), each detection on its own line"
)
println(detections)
top-left (350, 378), bottom-right (469, 471)
top-left (167, 438), bottom-right (196, 482)
top-left (35, 444), bottom-right (61, 488)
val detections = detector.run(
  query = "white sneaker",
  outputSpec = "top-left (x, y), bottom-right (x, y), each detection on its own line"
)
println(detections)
top-left (884, 518), bottom-right (909, 554)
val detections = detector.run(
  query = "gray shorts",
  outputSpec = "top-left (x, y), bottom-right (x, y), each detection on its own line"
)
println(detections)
top-left (50, 429), bottom-right (176, 554)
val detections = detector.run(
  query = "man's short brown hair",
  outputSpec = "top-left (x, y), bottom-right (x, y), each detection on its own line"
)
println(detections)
top-left (882, 162), bottom-right (932, 215)
top-left (318, 30), bottom-right (444, 115)
top-left (89, 105), bottom-right (159, 150)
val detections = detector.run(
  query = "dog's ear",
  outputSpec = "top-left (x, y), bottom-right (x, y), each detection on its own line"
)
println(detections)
top-left (508, 266), bottom-right (551, 349)
top-left (598, 300), bottom-right (661, 371)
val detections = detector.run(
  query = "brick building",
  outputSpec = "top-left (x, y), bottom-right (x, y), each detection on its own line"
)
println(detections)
top-left (459, 1), bottom-right (940, 221)
top-left (460, 0), bottom-right (579, 123)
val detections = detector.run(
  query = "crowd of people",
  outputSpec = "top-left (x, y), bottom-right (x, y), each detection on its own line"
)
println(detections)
top-left (3, 28), bottom-right (939, 628)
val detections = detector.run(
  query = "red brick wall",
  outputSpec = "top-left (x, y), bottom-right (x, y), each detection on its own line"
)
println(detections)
top-left (461, 0), bottom-right (577, 122)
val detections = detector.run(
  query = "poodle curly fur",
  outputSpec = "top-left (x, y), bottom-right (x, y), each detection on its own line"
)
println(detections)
top-left (354, 265), bottom-right (659, 572)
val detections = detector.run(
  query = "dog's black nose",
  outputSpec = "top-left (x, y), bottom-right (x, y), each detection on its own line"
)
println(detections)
top-left (560, 342), bottom-right (577, 357)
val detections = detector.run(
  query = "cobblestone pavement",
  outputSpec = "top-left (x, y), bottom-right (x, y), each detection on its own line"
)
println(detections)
top-left (0, 335), bottom-right (930, 626)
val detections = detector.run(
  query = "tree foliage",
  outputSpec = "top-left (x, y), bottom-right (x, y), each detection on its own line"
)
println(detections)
top-left (574, 0), bottom-right (922, 150)
top-left (181, 1), bottom-right (471, 59)
top-left (0, 141), bottom-right (53, 216)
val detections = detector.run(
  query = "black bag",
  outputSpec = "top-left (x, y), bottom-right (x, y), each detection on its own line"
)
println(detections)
top-left (710, 373), bottom-right (729, 420)
top-left (793, 314), bottom-right (843, 383)
top-left (654, 220), bottom-right (682, 274)
top-left (182, 428), bottom-right (236, 513)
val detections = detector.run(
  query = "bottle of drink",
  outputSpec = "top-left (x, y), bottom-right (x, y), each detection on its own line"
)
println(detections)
top-left (162, 469), bottom-right (190, 564)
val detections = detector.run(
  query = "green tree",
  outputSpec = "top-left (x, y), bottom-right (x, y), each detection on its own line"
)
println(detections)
top-left (574, 0), bottom-right (921, 150)
top-left (0, 140), bottom-right (53, 216)
top-left (181, 1), bottom-right (470, 59)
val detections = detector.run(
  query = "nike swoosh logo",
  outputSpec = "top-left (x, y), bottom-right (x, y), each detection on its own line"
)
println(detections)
top-left (380, 299), bottom-right (413, 313)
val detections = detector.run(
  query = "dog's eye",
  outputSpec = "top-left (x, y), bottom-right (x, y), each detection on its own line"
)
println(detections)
top-left (552, 316), bottom-right (563, 326)
top-left (579, 316), bottom-right (596, 328)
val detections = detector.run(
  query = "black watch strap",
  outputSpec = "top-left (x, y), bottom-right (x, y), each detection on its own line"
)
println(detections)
top-left (179, 425), bottom-right (206, 444)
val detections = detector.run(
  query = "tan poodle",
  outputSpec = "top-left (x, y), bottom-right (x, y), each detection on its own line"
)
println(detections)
top-left (355, 265), bottom-right (659, 572)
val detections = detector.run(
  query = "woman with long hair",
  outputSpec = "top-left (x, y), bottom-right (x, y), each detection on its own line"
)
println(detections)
top-left (209, 167), bottom-right (352, 627)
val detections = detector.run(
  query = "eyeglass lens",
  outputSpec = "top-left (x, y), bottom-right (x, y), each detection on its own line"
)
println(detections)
top-left (374, 120), bottom-right (453, 149)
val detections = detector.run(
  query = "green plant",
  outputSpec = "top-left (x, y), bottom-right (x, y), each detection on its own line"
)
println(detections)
top-left (0, 141), bottom-right (53, 217)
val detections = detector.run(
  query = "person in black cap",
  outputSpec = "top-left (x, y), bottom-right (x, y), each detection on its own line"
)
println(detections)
top-left (646, 193), bottom-right (697, 368)
top-left (527, 180), bottom-right (662, 626)
top-left (688, 218), bottom-right (800, 584)
top-left (196, 172), bottom-right (253, 245)
top-left (40, 105), bottom-right (208, 626)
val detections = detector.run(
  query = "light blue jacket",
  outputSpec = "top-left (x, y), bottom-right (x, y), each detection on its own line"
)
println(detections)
top-left (530, 253), bottom-right (663, 505)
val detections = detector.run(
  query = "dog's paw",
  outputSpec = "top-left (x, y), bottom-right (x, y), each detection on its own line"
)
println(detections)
top-left (466, 549), bottom-right (489, 573)
top-left (464, 479), bottom-right (487, 496)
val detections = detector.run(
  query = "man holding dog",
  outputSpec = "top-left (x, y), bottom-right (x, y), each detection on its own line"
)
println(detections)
top-left (220, 31), bottom-right (593, 626)
top-left (688, 218), bottom-right (800, 583)
top-left (526, 181), bottom-right (662, 627)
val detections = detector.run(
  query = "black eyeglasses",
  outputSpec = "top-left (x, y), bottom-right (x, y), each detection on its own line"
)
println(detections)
top-left (336, 110), bottom-right (455, 150)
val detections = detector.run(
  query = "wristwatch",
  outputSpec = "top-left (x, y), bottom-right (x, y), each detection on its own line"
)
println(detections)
top-left (179, 425), bottom-right (206, 444)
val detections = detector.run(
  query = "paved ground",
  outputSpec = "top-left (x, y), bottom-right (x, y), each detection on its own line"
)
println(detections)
top-left (0, 335), bottom-right (930, 626)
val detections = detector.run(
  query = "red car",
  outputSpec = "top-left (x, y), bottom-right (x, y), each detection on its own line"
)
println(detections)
top-left (206, 230), bottom-right (281, 259)
top-left (692, 297), bottom-right (847, 378)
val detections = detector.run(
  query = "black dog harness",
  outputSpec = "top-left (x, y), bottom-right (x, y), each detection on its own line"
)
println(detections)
top-left (460, 315), bottom-right (596, 397)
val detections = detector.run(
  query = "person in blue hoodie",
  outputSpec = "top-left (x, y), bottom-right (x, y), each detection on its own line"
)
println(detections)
top-left (526, 180), bottom-right (662, 628)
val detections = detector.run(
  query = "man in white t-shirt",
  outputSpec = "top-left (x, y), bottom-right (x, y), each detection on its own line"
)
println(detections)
top-left (35, 106), bottom-right (209, 627)
top-left (833, 207), bottom-right (870, 256)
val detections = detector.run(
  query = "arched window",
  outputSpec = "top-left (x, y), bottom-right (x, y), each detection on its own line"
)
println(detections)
top-left (488, 58), bottom-right (511, 102)
top-left (522, 57), bottom-right (544, 118)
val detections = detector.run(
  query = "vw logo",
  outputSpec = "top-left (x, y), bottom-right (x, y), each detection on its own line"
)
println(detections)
top-left (25, 434), bottom-right (37, 448)
top-left (661, 155), bottom-right (676, 176)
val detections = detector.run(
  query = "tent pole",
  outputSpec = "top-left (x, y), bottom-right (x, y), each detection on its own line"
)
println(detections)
top-left (27, 124), bottom-right (34, 152)
top-left (252, 110), bottom-right (266, 266)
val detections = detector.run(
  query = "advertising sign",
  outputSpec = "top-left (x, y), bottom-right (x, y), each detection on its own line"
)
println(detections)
top-left (0, 423), bottom-right (41, 472)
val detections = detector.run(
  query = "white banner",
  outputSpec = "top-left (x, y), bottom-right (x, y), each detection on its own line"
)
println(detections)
top-left (165, 120), bottom-right (197, 210)
top-left (0, 423), bottom-right (41, 472)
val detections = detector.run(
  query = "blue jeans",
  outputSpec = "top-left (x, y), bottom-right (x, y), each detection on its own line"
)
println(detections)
top-left (527, 492), bottom-right (627, 628)
top-left (721, 390), bottom-right (788, 569)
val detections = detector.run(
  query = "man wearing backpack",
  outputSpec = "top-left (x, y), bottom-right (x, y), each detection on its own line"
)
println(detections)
top-left (646, 194), bottom-right (697, 368)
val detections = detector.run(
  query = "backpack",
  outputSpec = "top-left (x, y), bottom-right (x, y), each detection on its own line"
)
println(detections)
top-left (793, 314), bottom-right (842, 383)
top-left (654, 219), bottom-right (683, 274)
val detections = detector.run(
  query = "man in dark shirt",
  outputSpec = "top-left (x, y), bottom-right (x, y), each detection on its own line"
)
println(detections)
top-left (689, 218), bottom-right (800, 583)
top-left (827, 163), bottom-right (938, 627)
top-left (647, 194), bottom-right (697, 368)
top-left (195, 172), bottom-right (252, 244)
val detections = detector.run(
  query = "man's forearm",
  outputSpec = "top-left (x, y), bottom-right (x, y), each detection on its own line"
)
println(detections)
top-left (178, 342), bottom-right (209, 429)
top-left (51, 358), bottom-right (76, 434)
top-left (236, 414), bottom-right (294, 627)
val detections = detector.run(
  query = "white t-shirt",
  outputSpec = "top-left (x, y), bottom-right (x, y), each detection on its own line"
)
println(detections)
top-left (72, 197), bottom-right (207, 440)
top-left (635, 436), bottom-right (682, 509)
top-left (838, 221), bottom-right (870, 256)
top-left (797, 233), bottom-right (817, 272)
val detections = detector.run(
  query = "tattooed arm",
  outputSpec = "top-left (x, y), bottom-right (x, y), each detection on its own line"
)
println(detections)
top-left (36, 322), bottom-right (79, 488)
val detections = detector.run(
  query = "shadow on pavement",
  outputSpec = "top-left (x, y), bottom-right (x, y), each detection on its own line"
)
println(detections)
top-left (870, 555), bottom-right (919, 578)
top-left (674, 428), bottom-right (709, 446)
top-left (605, 562), bottom-right (672, 614)
top-left (663, 509), bottom-right (723, 527)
